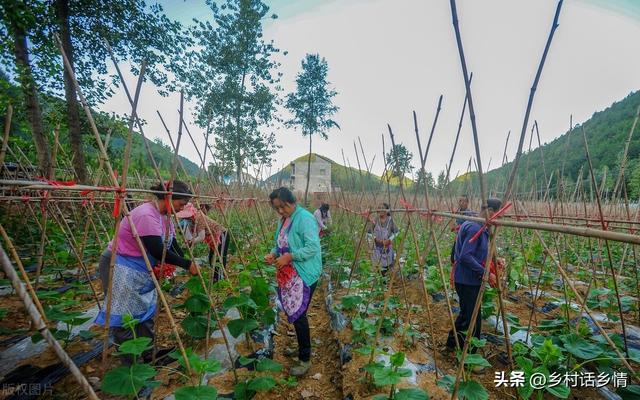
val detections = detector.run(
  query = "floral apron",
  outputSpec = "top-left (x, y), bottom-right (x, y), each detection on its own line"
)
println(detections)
top-left (276, 217), bottom-right (312, 323)
top-left (372, 219), bottom-right (395, 269)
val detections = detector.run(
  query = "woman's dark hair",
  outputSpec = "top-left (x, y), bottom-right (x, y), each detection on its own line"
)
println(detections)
top-left (150, 180), bottom-right (193, 200)
top-left (269, 187), bottom-right (296, 204)
top-left (320, 203), bottom-right (330, 218)
top-left (382, 202), bottom-right (391, 216)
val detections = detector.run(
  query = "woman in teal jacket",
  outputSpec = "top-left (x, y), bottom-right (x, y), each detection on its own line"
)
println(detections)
top-left (264, 187), bottom-right (322, 376)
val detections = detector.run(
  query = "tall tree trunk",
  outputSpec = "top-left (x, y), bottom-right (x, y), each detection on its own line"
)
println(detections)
top-left (234, 71), bottom-right (247, 185)
top-left (10, 19), bottom-right (52, 177)
top-left (304, 134), bottom-right (312, 205)
top-left (55, 0), bottom-right (87, 183)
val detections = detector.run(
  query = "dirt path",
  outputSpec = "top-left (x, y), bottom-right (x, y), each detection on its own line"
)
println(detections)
top-left (256, 278), bottom-right (344, 400)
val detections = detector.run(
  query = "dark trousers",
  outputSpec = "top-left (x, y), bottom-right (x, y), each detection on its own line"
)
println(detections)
top-left (446, 283), bottom-right (482, 351)
top-left (99, 250), bottom-right (112, 295)
top-left (208, 231), bottom-right (230, 282)
top-left (112, 318), bottom-right (155, 365)
top-left (293, 282), bottom-right (317, 362)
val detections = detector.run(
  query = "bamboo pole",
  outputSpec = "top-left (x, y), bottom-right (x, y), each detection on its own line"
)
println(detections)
top-left (0, 244), bottom-right (99, 400)
top-left (54, 34), bottom-right (193, 375)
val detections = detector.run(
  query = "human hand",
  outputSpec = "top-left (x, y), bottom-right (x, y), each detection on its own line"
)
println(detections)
top-left (264, 253), bottom-right (276, 265)
top-left (383, 239), bottom-right (392, 247)
top-left (275, 253), bottom-right (293, 268)
top-left (189, 262), bottom-right (199, 276)
top-left (489, 273), bottom-right (497, 288)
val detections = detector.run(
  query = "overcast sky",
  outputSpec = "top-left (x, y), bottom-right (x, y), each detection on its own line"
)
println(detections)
top-left (100, 0), bottom-right (640, 180)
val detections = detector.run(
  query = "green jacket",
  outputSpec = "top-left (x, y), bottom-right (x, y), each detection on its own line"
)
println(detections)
top-left (271, 205), bottom-right (322, 286)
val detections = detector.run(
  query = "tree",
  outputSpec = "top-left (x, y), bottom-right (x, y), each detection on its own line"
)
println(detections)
top-left (436, 170), bottom-right (447, 190)
top-left (386, 144), bottom-right (413, 181)
top-left (49, 0), bottom-right (186, 183)
top-left (0, 1), bottom-right (52, 176)
top-left (178, 0), bottom-right (282, 184)
top-left (285, 53), bottom-right (339, 204)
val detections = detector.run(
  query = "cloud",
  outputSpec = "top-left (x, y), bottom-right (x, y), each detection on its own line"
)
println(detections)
top-left (99, 0), bottom-right (640, 181)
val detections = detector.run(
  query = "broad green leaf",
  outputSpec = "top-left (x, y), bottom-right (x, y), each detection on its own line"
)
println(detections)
top-left (390, 351), bottom-right (405, 367)
top-left (546, 383), bottom-right (570, 399)
top-left (363, 361), bottom-right (385, 375)
top-left (515, 356), bottom-right (534, 373)
top-left (122, 314), bottom-right (139, 331)
top-left (171, 348), bottom-right (221, 375)
top-left (227, 318), bottom-right (258, 338)
top-left (233, 382), bottom-right (252, 400)
top-left (69, 316), bottom-right (92, 326)
top-left (78, 330), bottom-right (96, 340)
top-left (175, 385), bottom-right (218, 400)
top-left (617, 385), bottom-right (640, 400)
top-left (182, 315), bottom-right (210, 338)
top-left (101, 364), bottom-right (157, 396)
top-left (341, 295), bottom-right (363, 310)
top-left (247, 376), bottom-right (276, 391)
top-left (117, 337), bottom-right (152, 357)
top-left (436, 374), bottom-right (455, 393)
top-left (458, 379), bottom-right (489, 400)
top-left (250, 277), bottom-right (270, 308)
top-left (373, 367), bottom-right (411, 386)
top-left (185, 276), bottom-right (205, 295)
top-left (560, 333), bottom-right (603, 360)
top-left (354, 346), bottom-right (373, 355)
top-left (460, 354), bottom-right (491, 368)
top-left (223, 294), bottom-right (257, 310)
top-left (185, 293), bottom-right (210, 313)
top-left (395, 388), bottom-right (429, 400)
top-left (628, 348), bottom-right (640, 363)
top-left (469, 337), bottom-right (487, 349)
top-left (261, 309), bottom-right (276, 326)
top-left (238, 356), bottom-right (256, 366)
top-left (256, 358), bottom-right (282, 372)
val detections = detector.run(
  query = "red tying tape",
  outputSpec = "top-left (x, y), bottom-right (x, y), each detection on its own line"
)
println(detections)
top-left (469, 202), bottom-right (513, 243)
top-left (36, 177), bottom-right (77, 187)
top-left (399, 199), bottom-right (415, 211)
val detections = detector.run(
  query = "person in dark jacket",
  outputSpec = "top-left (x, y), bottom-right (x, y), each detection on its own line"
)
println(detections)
top-left (445, 198), bottom-right (502, 365)
top-left (449, 194), bottom-right (478, 264)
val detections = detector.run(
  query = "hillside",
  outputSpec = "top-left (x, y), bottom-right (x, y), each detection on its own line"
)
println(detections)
top-left (450, 90), bottom-right (640, 199)
top-left (0, 77), bottom-right (201, 181)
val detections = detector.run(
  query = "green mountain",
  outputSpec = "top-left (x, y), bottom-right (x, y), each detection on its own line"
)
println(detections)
top-left (264, 153), bottom-right (387, 192)
top-left (450, 90), bottom-right (640, 199)
top-left (1, 77), bottom-right (201, 181)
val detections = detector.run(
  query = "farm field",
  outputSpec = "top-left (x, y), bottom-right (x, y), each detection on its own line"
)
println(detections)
top-left (2, 0), bottom-right (640, 399)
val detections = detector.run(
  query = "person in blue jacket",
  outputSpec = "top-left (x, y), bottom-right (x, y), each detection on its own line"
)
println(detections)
top-left (264, 187), bottom-right (322, 376)
top-left (445, 198), bottom-right (502, 369)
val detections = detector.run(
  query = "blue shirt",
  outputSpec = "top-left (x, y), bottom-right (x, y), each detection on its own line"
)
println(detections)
top-left (453, 220), bottom-right (488, 286)
top-left (456, 209), bottom-right (478, 226)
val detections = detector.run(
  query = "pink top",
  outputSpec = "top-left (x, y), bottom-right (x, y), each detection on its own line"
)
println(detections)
top-left (109, 201), bottom-right (174, 257)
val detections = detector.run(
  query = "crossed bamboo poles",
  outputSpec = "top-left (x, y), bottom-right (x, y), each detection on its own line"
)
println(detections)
top-left (2, 1), bottom-right (640, 398)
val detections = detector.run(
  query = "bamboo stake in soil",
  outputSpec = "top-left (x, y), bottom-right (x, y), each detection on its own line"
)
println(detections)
top-left (582, 127), bottom-right (629, 357)
top-left (55, 35), bottom-right (194, 375)
top-left (0, 243), bottom-right (99, 400)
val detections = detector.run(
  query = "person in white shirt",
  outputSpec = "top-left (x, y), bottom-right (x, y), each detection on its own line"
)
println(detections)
top-left (313, 203), bottom-right (331, 237)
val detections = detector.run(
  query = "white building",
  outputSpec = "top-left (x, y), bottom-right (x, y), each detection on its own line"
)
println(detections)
top-left (289, 154), bottom-right (332, 195)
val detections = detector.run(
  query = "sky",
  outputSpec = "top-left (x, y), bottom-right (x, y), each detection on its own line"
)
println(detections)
top-left (100, 0), bottom-right (640, 180)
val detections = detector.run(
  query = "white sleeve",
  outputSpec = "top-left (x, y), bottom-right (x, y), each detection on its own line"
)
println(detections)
top-left (193, 229), bottom-right (206, 244)
top-left (314, 210), bottom-right (326, 229)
